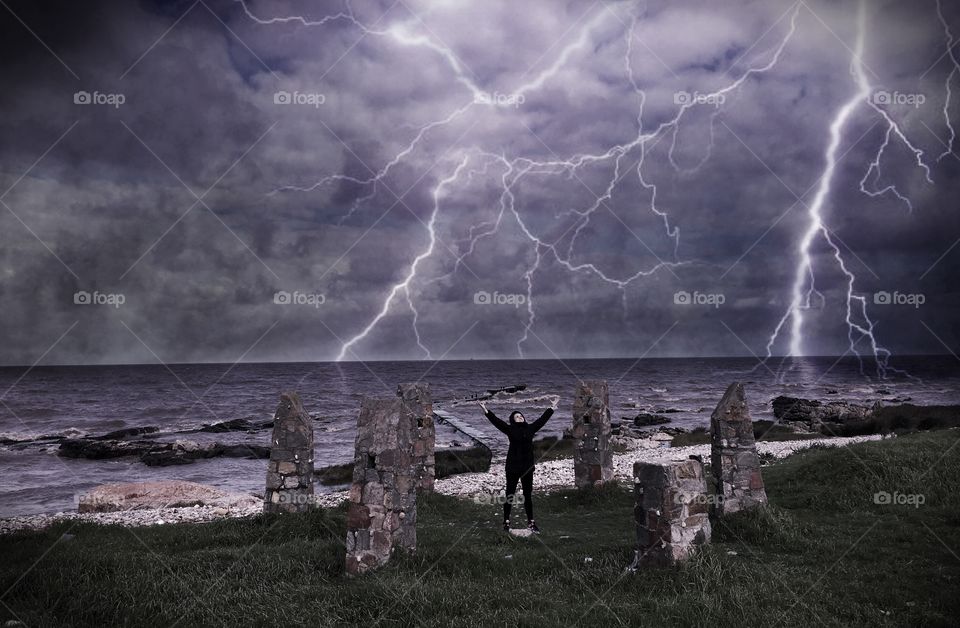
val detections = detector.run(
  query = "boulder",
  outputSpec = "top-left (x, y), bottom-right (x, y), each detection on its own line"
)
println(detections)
top-left (631, 412), bottom-right (672, 427)
top-left (78, 480), bottom-right (258, 513)
top-left (771, 395), bottom-right (876, 431)
top-left (59, 438), bottom-right (162, 459)
top-left (60, 438), bottom-right (270, 465)
top-left (200, 418), bottom-right (269, 433)
top-left (95, 426), bottom-right (160, 440)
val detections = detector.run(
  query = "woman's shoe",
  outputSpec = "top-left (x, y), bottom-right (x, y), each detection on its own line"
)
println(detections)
top-left (503, 520), bottom-right (510, 532)
top-left (527, 520), bottom-right (541, 534)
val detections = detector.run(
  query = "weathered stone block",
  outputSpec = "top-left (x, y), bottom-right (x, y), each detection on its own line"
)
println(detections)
top-left (345, 386), bottom-right (425, 576)
top-left (630, 460), bottom-right (711, 569)
top-left (709, 382), bottom-right (768, 515)
top-left (398, 382), bottom-right (435, 492)
top-left (572, 380), bottom-right (614, 488)
top-left (263, 392), bottom-right (314, 514)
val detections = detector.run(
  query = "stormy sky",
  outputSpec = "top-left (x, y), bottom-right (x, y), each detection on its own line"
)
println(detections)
top-left (0, 0), bottom-right (958, 366)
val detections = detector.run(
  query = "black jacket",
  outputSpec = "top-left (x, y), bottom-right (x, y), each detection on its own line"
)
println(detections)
top-left (484, 408), bottom-right (554, 474)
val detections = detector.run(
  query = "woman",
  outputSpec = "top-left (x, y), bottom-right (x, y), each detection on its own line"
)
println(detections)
top-left (479, 400), bottom-right (555, 533)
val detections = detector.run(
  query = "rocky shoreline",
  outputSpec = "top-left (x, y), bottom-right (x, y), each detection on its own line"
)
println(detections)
top-left (0, 432), bottom-right (885, 535)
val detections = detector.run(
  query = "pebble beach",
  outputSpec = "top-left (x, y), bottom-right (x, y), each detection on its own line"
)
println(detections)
top-left (0, 433), bottom-right (884, 535)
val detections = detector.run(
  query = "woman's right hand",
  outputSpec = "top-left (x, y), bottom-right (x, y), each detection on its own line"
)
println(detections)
top-left (478, 400), bottom-right (488, 414)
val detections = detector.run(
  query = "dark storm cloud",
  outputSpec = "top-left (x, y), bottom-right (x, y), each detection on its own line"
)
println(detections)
top-left (0, 0), bottom-right (957, 366)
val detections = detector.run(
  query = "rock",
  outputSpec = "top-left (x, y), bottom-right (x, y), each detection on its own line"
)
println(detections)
top-left (771, 395), bottom-right (875, 431)
top-left (61, 437), bottom-right (269, 466)
top-left (78, 480), bottom-right (258, 513)
top-left (200, 418), bottom-right (265, 433)
top-left (631, 412), bottom-right (672, 427)
top-left (140, 440), bottom-right (218, 466)
top-left (59, 438), bottom-right (163, 459)
top-left (486, 384), bottom-right (526, 396)
top-left (95, 426), bottom-right (160, 440)
top-left (218, 444), bottom-right (270, 458)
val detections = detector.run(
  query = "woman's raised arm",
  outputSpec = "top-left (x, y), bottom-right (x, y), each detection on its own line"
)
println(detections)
top-left (479, 401), bottom-right (510, 435)
top-left (530, 407), bottom-right (554, 432)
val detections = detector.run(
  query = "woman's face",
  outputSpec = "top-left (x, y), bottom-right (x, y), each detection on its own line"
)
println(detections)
top-left (513, 412), bottom-right (526, 423)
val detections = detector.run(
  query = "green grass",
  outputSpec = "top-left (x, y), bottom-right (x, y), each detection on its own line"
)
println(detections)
top-left (2, 431), bottom-right (960, 626)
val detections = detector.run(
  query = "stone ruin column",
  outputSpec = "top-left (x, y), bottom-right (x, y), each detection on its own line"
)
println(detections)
top-left (631, 459), bottom-right (711, 568)
top-left (264, 392), bottom-right (314, 514)
top-left (709, 382), bottom-right (767, 515)
top-left (344, 389), bottom-right (420, 576)
top-left (572, 380), bottom-right (614, 488)
top-left (398, 382), bottom-right (435, 492)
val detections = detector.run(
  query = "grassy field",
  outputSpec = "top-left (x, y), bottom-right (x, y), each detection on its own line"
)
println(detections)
top-left (2, 430), bottom-right (959, 626)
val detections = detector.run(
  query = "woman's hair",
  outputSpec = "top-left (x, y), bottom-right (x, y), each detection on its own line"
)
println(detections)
top-left (508, 410), bottom-right (524, 423)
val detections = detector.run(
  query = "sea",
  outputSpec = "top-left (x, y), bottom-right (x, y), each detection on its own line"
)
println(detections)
top-left (1, 356), bottom-right (958, 517)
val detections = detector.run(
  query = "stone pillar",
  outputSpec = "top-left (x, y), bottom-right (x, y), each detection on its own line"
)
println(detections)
top-left (572, 380), bottom-right (613, 488)
top-left (398, 382), bottom-right (435, 492)
top-left (344, 394), bottom-right (418, 576)
top-left (264, 392), bottom-right (314, 514)
top-left (631, 460), bottom-right (711, 568)
top-left (709, 382), bottom-right (767, 515)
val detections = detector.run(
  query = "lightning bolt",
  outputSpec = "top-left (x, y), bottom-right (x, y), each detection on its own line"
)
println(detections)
top-left (335, 155), bottom-right (470, 362)
top-left (764, 0), bottom-right (934, 379)
top-left (238, 0), bottom-right (943, 368)
top-left (239, 1), bottom-right (801, 360)
top-left (935, 0), bottom-right (959, 161)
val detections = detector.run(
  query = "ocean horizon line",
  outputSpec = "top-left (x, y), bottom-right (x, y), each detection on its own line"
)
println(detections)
top-left (0, 353), bottom-right (952, 370)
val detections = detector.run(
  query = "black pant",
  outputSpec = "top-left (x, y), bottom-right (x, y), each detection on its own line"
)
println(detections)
top-left (504, 467), bottom-right (534, 522)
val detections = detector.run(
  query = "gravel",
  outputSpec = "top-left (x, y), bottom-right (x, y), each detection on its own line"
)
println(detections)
top-left (0, 434), bottom-right (884, 535)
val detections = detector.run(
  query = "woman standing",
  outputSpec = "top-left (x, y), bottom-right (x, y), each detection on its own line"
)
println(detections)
top-left (479, 400), bottom-right (555, 533)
